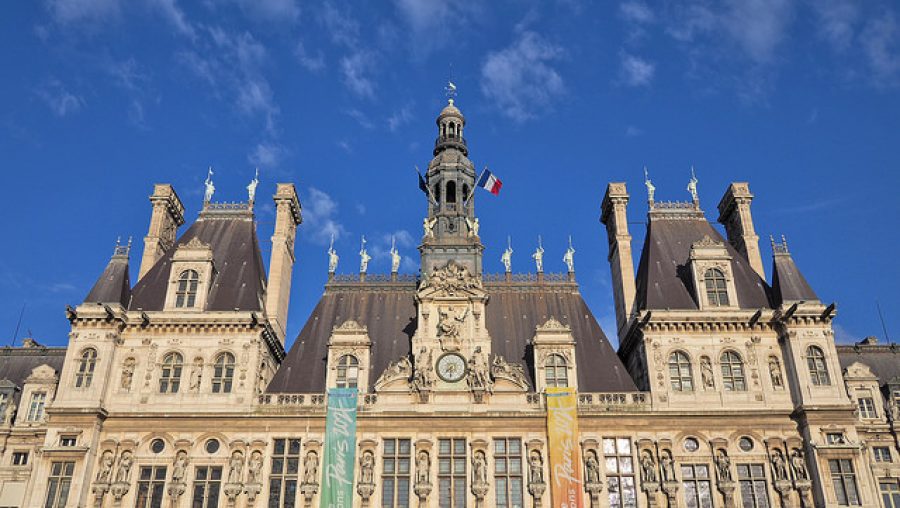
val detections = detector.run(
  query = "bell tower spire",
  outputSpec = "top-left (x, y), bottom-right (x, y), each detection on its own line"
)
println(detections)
top-left (419, 84), bottom-right (483, 276)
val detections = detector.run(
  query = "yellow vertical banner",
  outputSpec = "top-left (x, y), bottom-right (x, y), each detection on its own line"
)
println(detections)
top-left (546, 387), bottom-right (583, 508)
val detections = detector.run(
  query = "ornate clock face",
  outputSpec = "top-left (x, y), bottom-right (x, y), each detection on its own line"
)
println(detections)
top-left (436, 353), bottom-right (467, 383)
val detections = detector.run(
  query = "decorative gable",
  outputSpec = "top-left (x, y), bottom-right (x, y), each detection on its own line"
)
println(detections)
top-left (164, 238), bottom-right (215, 311)
top-left (531, 318), bottom-right (578, 393)
top-left (326, 320), bottom-right (372, 393)
top-left (689, 236), bottom-right (738, 310)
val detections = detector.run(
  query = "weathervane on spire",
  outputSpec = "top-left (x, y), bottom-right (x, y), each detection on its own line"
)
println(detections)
top-left (204, 167), bottom-right (215, 203)
top-left (644, 166), bottom-right (656, 204)
top-left (687, 166), bottom-right (699, 204)
top-left (445, 63), bottom-right (457, 102)
top-left (247, 168), bottom-right (259, 203)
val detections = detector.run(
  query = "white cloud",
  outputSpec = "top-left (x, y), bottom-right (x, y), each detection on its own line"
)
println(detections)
top-left (345, 108), bottom-right (373, 129)
top-left (619, 1), bottom-right (654, 25)
top-left (236, 0), bottom-right (299, 23)
top-left (620, 53), bottom-right (655, 86)
top-left (810, 0), bottom-right (859, 52)
top-left (392, 0), bottom-right (477, 55)
top-left (147, 0), bottom-right (194, 37)
top-left (861, 11), bottom-right (900, 86)
top-left (723, 0), bottom-right (794, 64)
top-left (303, 188), bottom-right (348, 245)
top-left (248, 141), bottom-right (286, 167)
top-left (295, 41), bottom-right (326, 72)
top-left (480, 31), bottom-right (565, 122)
top-left (319, 1), bottom-right (360, 48)
top-left (625, 125), bottom-right (643, 136)
top-left (46, 0), bottom-right (120, 26)
top-left (340, 52), bottom-right (376, 98)
top-left (37, 79), bottom-right (84, 117)
top-left (387, 104), bottom-right (414, 132)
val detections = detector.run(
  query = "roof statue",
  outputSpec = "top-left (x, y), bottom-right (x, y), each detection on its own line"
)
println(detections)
top-left (465, 217), bottom-right (480, 238)
top-left (359, 236), bottom-right (371, 274)
top-left (563, 236), bottom-right (575, 273)
top-left (532, 236), bottom-right (544, 272)
top-left (247, 168), bottom-right (259, 203)
top-left (687, 166), bottom-right (699, 203)
top-left (327, 234), bottom-right (339, 273)
top-left (501, 236), bottom-right (513, 273)
top-left (203, 167), bottom-right (215, 203)
top-left (390, 236), bottom-right (401, 273)
top-left (423, 217), bottom-right (437, 238)
top-left (643, 166), bottom-right (656, 204)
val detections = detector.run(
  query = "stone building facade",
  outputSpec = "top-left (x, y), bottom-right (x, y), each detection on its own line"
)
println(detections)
top-left (0, 98), bottom-right (898, 508)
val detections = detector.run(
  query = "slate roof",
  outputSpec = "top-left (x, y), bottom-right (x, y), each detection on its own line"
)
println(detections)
top-left (837, 344), bottom-right (900, 387)
top-left (0, 346), bottom-right (66, 389)
top-left (634, 208), bottom-right (772, 311)
top-left (84, 252), bottom-right (132, 307)
top-left (267, 279), bottom-right (637, 393)
top-left (771, 253), bottom-right (818, 305)
top-left (130, 207), bottom-right (267, 312)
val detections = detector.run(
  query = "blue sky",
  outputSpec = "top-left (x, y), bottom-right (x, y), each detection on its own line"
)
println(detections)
top-left (2, 0), bottom-right (899, 349)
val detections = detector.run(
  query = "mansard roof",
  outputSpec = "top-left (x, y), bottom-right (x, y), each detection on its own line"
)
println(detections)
top-left (634, 208), bottom-right (771, 311)
top-left (771, 251), bottom-right (818, 305)
top-left (84, 251), bottom-right (132, 307)
top-left (130, 206), bottom-right (267, 312)
top-left (0, 345), bottom-right (66, 389)
top-left (267, 276), bottom-right (637, 393)
top-left (837, 343), bottom-right (900, 388)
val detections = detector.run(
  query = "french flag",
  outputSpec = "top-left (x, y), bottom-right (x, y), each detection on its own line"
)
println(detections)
top-left (477, 168), bottom-right (503, 196)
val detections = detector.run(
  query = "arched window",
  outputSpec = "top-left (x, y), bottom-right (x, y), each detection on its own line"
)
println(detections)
top-left (335, 355), bottom-right (359, 388)
top-left (704, 268), bottom-right (730, 307)
top-left (75, 348), bottom-right (97, 388)
top-left (720, 351), bottom-right (746, 391)
top-left (668, 351), bottom-right (693, 391)
top-left (212, 353), bottom-right (235, 393)
top-left (434, 183), bottom-right (441, 203)
top-left (462, 184), bottom-right (470, 203)
top-left (446, 181), bottom-right (457, 203)
top-left (806, 346), bottom-right (831, 386)
top-left (159, 353), bottom-right (183, 393)
top-left (545, 354), bottom-right (569, 388)
top-left (175, 270), bottom-right (200, 308)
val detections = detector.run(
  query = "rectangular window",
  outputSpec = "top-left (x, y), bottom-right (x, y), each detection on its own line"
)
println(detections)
top-left (737, 464), bottom-right (770, 508)
top-left (874, 447), bottom-right (892, 463)
top-left (44, 461), bottom-right (75, 508)
top-left (682, 464), bottom-right (712, 508)
top-left (829, 459), bottom-right (860, 506)
top-left (59, 436), bottom-right (77, 447)
top-left (827, 433), bottom-right (846, 445)
top-left (192, 466), bottom-right (222, 508)
top-left (604, 437), bottom-right (637, 508)
top-left (882, 479), bottom-right (900, 508)
top-left (438, 438), bottom-right (466, 508)
top-left (268, 438), bottom-right (301, 508)
top-left (135, 466), bottom-right (167, 508)
top-left (27, 392), bottom-right (47, 422)
top-left (493, 438), bottom-right (523, 508)
top-left (858, 397), bottom-right (877, 419)
top-left (12, 451), bottom-right (29, 466)
top-left (381, 438), bottom-right (411, 508)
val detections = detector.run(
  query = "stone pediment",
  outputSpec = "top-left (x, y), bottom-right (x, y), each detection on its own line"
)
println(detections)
top-left (419, 261), bottom-right (484, 299)
top-left (374, 356), bottom-right (413, 392)
top-left (25, 364), bottom-right (58, 384)
top-left (843, 361), bottom-right (877, 380)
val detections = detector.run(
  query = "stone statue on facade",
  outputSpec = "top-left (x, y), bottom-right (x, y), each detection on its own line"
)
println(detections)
top-left (3, 400), bottom-right (15, 426)
top-left (467, 347), bottom-right (492, 394)
top-left (376, 356), bottom-right (412, 388)
top-left (247, 451), bottom-right (263, 484)
top-left (791, 449), bottom-right (808, 481)
top-left (247, 168), bottom-right (259, 203)
top-left (715, 450), bottom-right (731, 482)
top-left (204, 167), bottom-right (215, 203)
top-left (491, 355), bottom-right (529, 388)
top-left (700, 356), bottom-right (714, 389)
top-left (423, 217), bottom-right (437, 238)
top-left (189, 358), bottom-right (203, 392)
top-left (115, 451), bottom-right (133, 483)
top-left (327, 235), bottom-right (339, 273)
top-left (172, 451), bottom-right (189, 483)
top-left (472, 450), bottom-right (488, 486)
top-left (563, 236), bottom-right (575, 273)
top-left (303, 451), bottom-right (319, 485)
top-left (640, 451), bottom-right (657, 483)
top-left (584, 450), bottom-right (601, 484)
top-left (465, 217), bottom-right (480, 238)
top-left (96, 450), bottom-right (115, 483)
top-left (771, 450), bottom-right (788, 481)
top-left (437, 306), bottom-right (468, 345)
top-left (687, 166), bottom-right (699, 203)
top-left (659, 450), bottom-right (676, 483)
top-left (501, 237), bottom-right (513, 273)
top-left (532, 237), bottom-right (544, 272)
top-left (644, 166), bottom-right (655, 203)
top-left (359, 451), bottom-right (375, 486)
top-left (359, 236), bottom-right (371, 273)
top-left (390, 236), bottom-right (401, 273)
top-left (769, 357), bottom-right (783, 388)
top-left (412, 349), bottom-right (434, 394)
top-left (529, 450), bottom-right (544, 484)
top-left (416, 451), bottom-right (430, 485)
top-left (121, 357), bottom-right (135, 391)
top-left (227, 451), bottom-right (244, 484)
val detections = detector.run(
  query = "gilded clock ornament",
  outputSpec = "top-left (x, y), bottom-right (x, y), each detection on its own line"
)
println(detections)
top-left (436, 353), bottom-right (467, 383)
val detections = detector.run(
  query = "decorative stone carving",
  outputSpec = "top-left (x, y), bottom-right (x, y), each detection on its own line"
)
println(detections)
top-left (245, 450), bottom-right (264, 503)
top-left (771, 449), bottom-right (789, 481)
top-left (224, 450), bottom-right (245, 505)
top-left (357, 450), bottom-right (376, 506)
top-left (3, 401), bottom-right (15, 426)
top-left (471, 450), bottom-right (489, 507)
top-left (375, 356), bottom-right (412, 390)
top-left (121, 357), bottom-right (136, 391)
top-left (467, 347), bottom-right (493, 401)
top-left (422, 261), bottom-right (481, 296)
top-left (97, 450), bottom-right (115, 483)
top-left (490, 355), bottom-right (528, 389)
top-left (300, 451), bottom-right (320, 507)
top-left (423, 217), bottom-right (436, 238)
top-left (790, 449), bottom-right (808, 481)
top-left (436, 306), bottom-right (469, 351)
top-left (584, 449), bottom-right (603, 506)
top-left (769, 356), bottom-right (784, 388)
top-left (414, 450), bottom-right (432, 506)
top-left (527, 450), bottom-right (546, 508)
top-left (659, 450), bottom-right (676, 483)
top-left (110, 450), bottom-right (134, 502)
top-left (168, 450), bottom-right (189, 501)
top-left (412, 348), bottom-right (434, 401)
top-left (189, 357), bottom-right (203, 392)
top-left (640, 451), bottom-right (657, 483)
top-left (715, 449), bottom-right (732, 482)
top-left (700, 356), bottom-right (714, 389)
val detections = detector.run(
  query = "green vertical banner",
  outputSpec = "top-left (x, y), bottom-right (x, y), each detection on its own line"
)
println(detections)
top-left (320, 387), bottom-right (358, 508)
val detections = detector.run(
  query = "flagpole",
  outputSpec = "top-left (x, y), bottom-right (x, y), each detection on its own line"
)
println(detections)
top-left (465, 167), bottom-right (486, 206)
top-left (415, 165), bottom-right (438, 206)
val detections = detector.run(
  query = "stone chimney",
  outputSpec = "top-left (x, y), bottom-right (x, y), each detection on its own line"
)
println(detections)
top-left (138, 184), bottom-right (185, 279)
top-left (717, 183), bottom-right (765, 280)
top-left (265, 184), bottom-right (302, 343)
top-left (601, 183), bottom-right (637, 340)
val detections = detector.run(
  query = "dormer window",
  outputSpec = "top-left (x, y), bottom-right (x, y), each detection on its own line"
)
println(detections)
top-left (335, 355), bottom-right (359, 388)
top-left (806, 345), bottom-right (831, 386)
top-left (175, 270), bottom-right (200, 308)
top-left (544, 354), bottom-right (569, 388)
top-left (703, 268), bottom-right (730, 307)
top-left (74, 348), bottom-right (97, 388)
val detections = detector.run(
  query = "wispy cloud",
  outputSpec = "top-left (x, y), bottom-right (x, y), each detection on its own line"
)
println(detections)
top-left (620, 53), bottom-right (655, 86)
top-left (147, 0), bottom-right (194, 37)
top-left (235, 0), bottom-right (300, 23)
top-left (345, 108), bottom-right (373, 129)
top-left (810, 0), bottom-right (859, 52)
top-left (295, 41), bottom-right (326, 72)
top-left (480, 31), bottom-right (565, 122)
top-left (340, 52), bottom-right (377, 98)
top-left (46, 0), bottom-right (120, 27)
top-left (391, 0), bottom-right (478, 56)
top-left (303, 187), bottom-right (348, 245)
top-left (248, 141), bottom-right (287, 168)
top-left (37, 79), bottom-right (84, 117)
top-left (861, 11), bottom-right (900, 87)
top-left (387, 104), bottom-right (414, 132)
